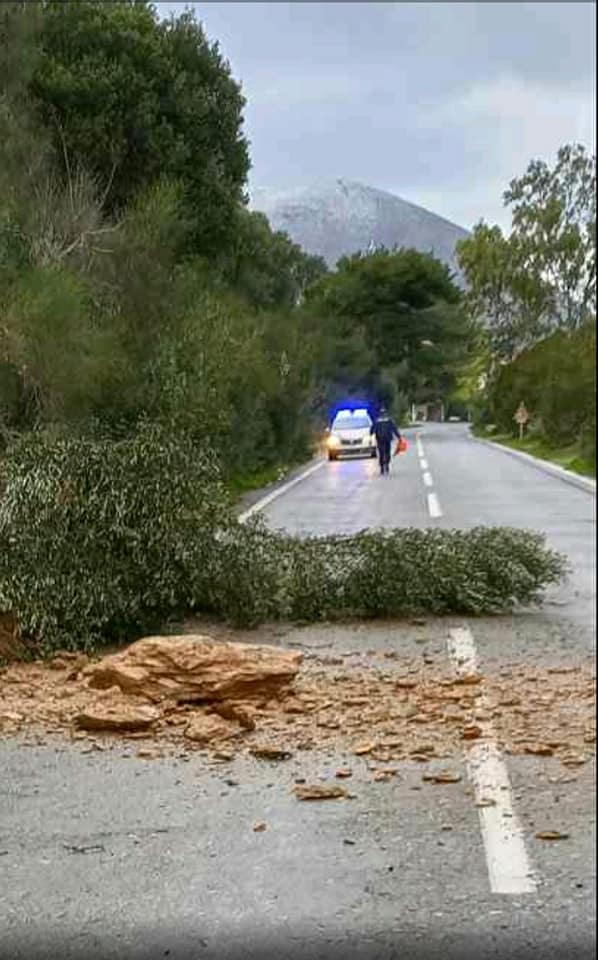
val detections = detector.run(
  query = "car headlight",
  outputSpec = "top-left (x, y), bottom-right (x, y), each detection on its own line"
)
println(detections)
top-left (326, 434), bottom-right (341, 449)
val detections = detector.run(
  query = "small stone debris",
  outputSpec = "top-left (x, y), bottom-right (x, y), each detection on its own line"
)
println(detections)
top-left (422, 771), bottom-right (462, 785)
top-left (249, 744), bottom-right (293, 761)
top-left (74, 704), bottom-right (160, 733)
top-left (524, 743), bottom-right (554, 757)
top-left (454, 673), bottom-right (484, 686)
top-left (136, 747), bottom-right (162, 759)
top-left (292, 784), bottom-right (348, 801)
top-left (253, 821), bottom-right (267, 833)
top-left (63, 843), bottom-right (105, 855)
top-left (371, 768), bottom-right (398, 783)
top-left (535, 830), bottom-right (570, 841)
top-left (461, 724), bottom-right (483, 741)
top-left (352, 741), bottom-right (375, 756)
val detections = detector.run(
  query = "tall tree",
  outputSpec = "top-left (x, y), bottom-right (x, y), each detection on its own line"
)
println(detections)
top-left (29, 0), bottom-right (250, 257)
top-left (504, 143), bottom-right (596, 331)
top-left (458, 143), bottom-right (596, 358)
top-left (457, 222), bottom-right (552, 358)
top-left (306, 248), bottom-right (475, 409)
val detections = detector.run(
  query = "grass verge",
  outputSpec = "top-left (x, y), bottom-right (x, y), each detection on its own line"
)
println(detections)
top-left (474, 427), bottom-right (595, 479)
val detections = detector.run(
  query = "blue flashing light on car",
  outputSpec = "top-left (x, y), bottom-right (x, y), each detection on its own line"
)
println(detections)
top-left (328, 400), bottom-right (373, 422)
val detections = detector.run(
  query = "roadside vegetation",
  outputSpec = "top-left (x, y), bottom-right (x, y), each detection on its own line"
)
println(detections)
top-left (457, 144), bottom-right (596, 477)
top-left (474, 430), bottom-right (595, 480)
top-left (0, 1), bottom-right (572, 657)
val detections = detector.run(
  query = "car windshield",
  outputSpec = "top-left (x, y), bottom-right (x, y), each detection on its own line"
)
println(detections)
top-left (332, 415), bottom-right (371, 431)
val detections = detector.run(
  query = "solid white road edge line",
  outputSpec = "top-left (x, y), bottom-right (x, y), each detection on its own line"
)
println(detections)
top-left (427, 492), bottom-right (442, 518)
top-left (423, 471), bottom-right (434, 488)
top-left (238, 459), bottom-right (326, 523)
top-left (447, 627), bottom-right (537, 895)
top-left (472, 434), bottom-right (595, 495)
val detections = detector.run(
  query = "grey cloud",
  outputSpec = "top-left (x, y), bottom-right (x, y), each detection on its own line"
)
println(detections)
top-left (160, 2), bottom-right (595, 230)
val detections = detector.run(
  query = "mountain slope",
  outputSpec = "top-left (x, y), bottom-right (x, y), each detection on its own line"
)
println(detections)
top-left (250, 178), bottom-right (469, 276)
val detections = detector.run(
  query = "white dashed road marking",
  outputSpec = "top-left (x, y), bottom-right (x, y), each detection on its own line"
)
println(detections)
top-left (420, 458), bottom-right (429, 470)
top-left (423, 471), bottom-right (434, 488)
top-left (447, 627), bottom-right (537, 895)
top-left (426, 492), bottom-right (442, 518)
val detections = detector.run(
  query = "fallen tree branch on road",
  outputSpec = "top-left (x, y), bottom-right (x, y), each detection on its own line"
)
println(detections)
top-left (0, 428), bottom-right (568, 657)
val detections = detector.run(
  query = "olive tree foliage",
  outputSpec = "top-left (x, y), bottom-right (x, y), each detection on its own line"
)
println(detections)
top-left (0, 426), bottom-right (568, 653)
top-left (458, 144), bottom-right (596, 359)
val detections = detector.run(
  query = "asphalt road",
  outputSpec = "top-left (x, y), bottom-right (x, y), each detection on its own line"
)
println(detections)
top-left (1, 424), bottom-right (595, 960)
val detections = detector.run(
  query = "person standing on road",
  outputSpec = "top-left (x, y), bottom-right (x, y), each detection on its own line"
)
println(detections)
top-left (370, 406), bottom-right (401, 475)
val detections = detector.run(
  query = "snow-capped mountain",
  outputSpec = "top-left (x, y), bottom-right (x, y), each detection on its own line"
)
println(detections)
top-left (250, 178), bottom-right (469, 277)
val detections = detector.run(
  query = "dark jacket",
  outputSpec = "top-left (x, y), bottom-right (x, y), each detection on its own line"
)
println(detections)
top-left (370, 414), bottom-right (401, 445)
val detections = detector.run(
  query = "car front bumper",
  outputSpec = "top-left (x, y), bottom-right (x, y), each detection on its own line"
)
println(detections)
top-left (331, 444), bottom-right (377, 458)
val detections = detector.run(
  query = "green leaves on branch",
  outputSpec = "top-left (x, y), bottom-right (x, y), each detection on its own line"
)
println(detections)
top-left (0, 425), bottom-right (231, 653)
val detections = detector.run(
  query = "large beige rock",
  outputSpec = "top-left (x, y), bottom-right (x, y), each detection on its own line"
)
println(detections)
top-left (84, 635), bottom-right (301, 704)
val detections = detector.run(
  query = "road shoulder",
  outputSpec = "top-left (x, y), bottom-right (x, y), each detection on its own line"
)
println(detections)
top-left (235, 455), bottom-right (324, 520)
top-left (470, 433), bottom-right (596, 495)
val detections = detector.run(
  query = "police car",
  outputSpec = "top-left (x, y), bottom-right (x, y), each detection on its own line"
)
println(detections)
top-left (325, 408), bottom-right (377, 461)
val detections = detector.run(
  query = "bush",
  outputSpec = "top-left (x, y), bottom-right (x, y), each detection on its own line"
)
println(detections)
top-left (0, 423), bottom-right (231, 653)
top-left (0, 429), bottom-right (568, 654)
top-left (488, 322), bottom-right (596, 465)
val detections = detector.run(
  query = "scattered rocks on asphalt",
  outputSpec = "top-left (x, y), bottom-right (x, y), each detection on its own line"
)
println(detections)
top-left (0, 635), bottom-right (594, 775)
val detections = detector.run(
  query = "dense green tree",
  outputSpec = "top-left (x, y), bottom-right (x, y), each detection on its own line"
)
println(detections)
top-left (457, 222), bottom-right (552, 358)
top-left (306, 248), bottom-right (476, 411)
top-left (28, 0), bottom-right (249, 257)
top-left (220, 209), bottom-right (328, 310)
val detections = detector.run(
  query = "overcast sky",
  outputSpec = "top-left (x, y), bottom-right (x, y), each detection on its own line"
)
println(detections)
top-left (161, 2), bottom-right (595, 231)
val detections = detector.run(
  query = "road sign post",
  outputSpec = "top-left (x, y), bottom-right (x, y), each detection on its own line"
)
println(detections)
top-left (514, 402), bottom-right (530, 440)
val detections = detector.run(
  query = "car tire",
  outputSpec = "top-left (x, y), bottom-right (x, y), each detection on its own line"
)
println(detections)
top-left (328, 452), bottom-right (337, 461)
